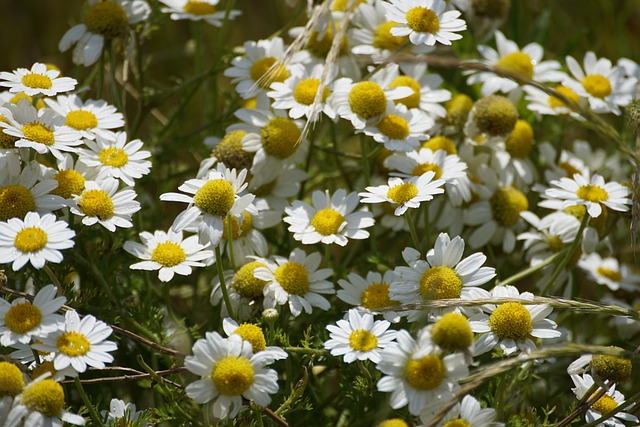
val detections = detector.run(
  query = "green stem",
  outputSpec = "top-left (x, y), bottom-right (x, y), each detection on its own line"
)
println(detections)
top-left (227, 217), bottom-right (237, 271)
top-left (282, 346), bottom-right (328, 356)
top-left (109, 41), bottom-right (123, 112)
top-left (74, 377), bottom-right (105, 427)
top-left (215, 244), bottom-right (235, 319)
top-left (496, 251), bottom-right (563, 287)
top-left (42, 265), bottom-right (62, 289)
top-left (405, 210), bottom-right (422, 254)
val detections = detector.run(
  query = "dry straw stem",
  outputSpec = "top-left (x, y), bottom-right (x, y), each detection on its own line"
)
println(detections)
top-left (63, 366), bottom-right (186, 388)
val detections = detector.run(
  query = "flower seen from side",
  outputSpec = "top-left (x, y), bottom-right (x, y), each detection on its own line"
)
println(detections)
top-left (337, 270), bottom-right (401, 322)
top-left (160, 0), bottom-right (241, 26)
top-left (578, 252), bottom-right (640, 292)
top-left (570, 373), bottom-right (638, 426)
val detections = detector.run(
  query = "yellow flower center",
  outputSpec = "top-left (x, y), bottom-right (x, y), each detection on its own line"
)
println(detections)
top-left (212, 130), bottom-right (254, 171)
top-left (412, 163), bottom-right (442, 179)
top-left (193, 179), bottom-right (235, 217)
top-left (211, 356), bottom-right (255, 396)
top-left (21, 74), bottom-right (53, 90)
top-left (310, 208), bottom-right (345, 236)
top-left (349, 329), bottom-right (378, 352)
top-left (590, 393), bottom-right (618, 415)
top-left (0, 362), bottom-right (25, 397)
top-left (591, 352), bottom-right (632, 383)
top-left (249, 57), bottom-right (289, 88)
top-left (293, 78), bottom-right (330, 106)
top-left (13, 227), bottom-right (48, 253)
top-left (546, 235), bottom-right (564, 252)
top-left (0, 184), bottom-right (36, 221)
top-left (405, 7), bottom-right (440, 34)
top-left (564, 204), bottom-right (607, 233)
top-left (419, 266), bottom-right (463, 300)
top-left (386, 182), bottom-right (418, 205)
top-left (234, 323), bottom-right (267, 352)
top-left (490, 186), bottom-right (528, 227)
top-left (22, 379), bottom-right (65, 417)
top-left (443, 420), bottom-right (472, 427)
top-left (331, 0), bottom-right (366, 11)
top-left (22, 122), bottom-right (55, 146)
top-left (505, 119), bottom-right (534, 158)
top-left (445, 94), bottom-right (474, 128)
top-left (57, 331), bottom-right (92, 357)
top-left (0, 116), bottom-right (18, 149)
top-left (377, 419), bottom-right (409, 427)
top-left (559, 161), bottom-right (582, 178)
top-left (151, 242), bottom-right (186, 267)
top-left (348, 81), bottom-right (387, 119)
top-left (274, 261), bottom-right (309, 296)
top-left (431, 312), bottom-right (473, 352)
top-left (9, 93), bottom-right (46, 110)
top-left (53, 169), bottom-right (86, 199)
top-left (30, 360), bottom-right (57, 382)
top-left (260, 117), bottom-right (301, 160)
top-left (596, 267), bottom-right (621, 282)
top-left (488, 302), bottom-right (532, 340)
top-left (79, 189), bottom-right (115, 220)
top-left (422, 136), bottom-right (457, 155)
top-left (361, 282), bottom-right (397, 310)
top-left (85, 1), bottom-right (129, 39)
top-left (377, 114), bottom-right (410, 140)
top-left (183, 0), bottom-right (216, 15)
top-left (473, 95), bottom-right (518, 137)
top-left (404, 354), bottom-right (445, 390)
top-left (373, 22), bottom-right (409, 51)
top-left (307, 26), bottom-right (348, 57)
top-left (581, 74), bottom-right (612, 99)
top-left (495, 51), bottom-right (534, 80)
top-left (232, 261), bottom-right (268, 299)
top-left (549, 85), bottom-right (580, 109)
top-left (99, 146), bottom-right (129, 168)
top-left (576, 185), bottom-right (608, 203)
top-left (223, 211), bottom-right (253, 239)
top-left (65, 110), bottom-right (98, 131)
top-left (389, 76), bottom-right (421, 109)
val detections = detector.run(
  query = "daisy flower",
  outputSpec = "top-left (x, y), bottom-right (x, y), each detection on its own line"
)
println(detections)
top-left (0, 284), bottom-right (65, 346)
top-left (124, 229), bottom-right (213, 282)
top-left (284, 188), bottom-right (374, 246)
top-left (202, 129), bottom-right (256, 173)
top-left (160, 163), bottom-right (256, 246)
top-left (0, 361), bottom-right (25, 416)
top-left (222, 317), bottom-right (288, 363)
top-left (159, 0), bottom-right (241, 26)
top-left (0, 99), bottom-right (82, 161)
top-left (568, 352), bottom-right (632, 384)
top-left (5, 374), bottom-right (86, 427)
top-left (337, 270), bottom-right (401, 322)
top-left (102, 398), bottom-right (148, 426)
top-left (382, 0), bottom-right (466, 47)
top-left (517, 211), bottom-right (580, 266)
top-left (184, 332), bottom-right (279, 419)
top-left (390, 63), bottom-right (452, 120)
top-left (392, 233), bottom-right (495, 321)
top-left (218, 207), bottom-right (280, 263)
top-left (59, 0), bottom-right (151, 67)
top-left (376, 327), bottom-right (469, 415)
top-left (563, 51), bottom-right (637, 115)
top-left (543, 173), bottom-right (631, 218)
top-left (210, 261), bottom-right (270, 320)
top-left (578, 253), bottom-right (640, 292)
top-left (71, 178), bottom-right (141, 232)
top-left (0, 63), bottom-right (77, 97)
top-left (523, 85), bottom-right (583, 119)
top-left (324, 309), bottom-right (397, 363)
top-left (34, 310), bottom-right (117, 374)
top-left (359, 171), bottom-right (445, 216)
top-left (46, 153), bottom-right (95, 201)
top-left (489, 119), bottom-right (537, 186)
top-left (0, 212), bottom-right (75, 271)
top-left (360, 101), bottom-right (432, 151)
top-left (254, 248), bottom-right (334, 317)
top-left (466, 30), bottom-right (565, 97)
top-left (78, 131), bottom-right (152, 186)
top-left (248, 165), bottom-right (307, 213)
top-left (7, 343), bottom-right (78, 382)
top-left (463, 95), bottom-right (518, 144)
top-left (570, 374), bottom-right (638, 426)
top-left (44, 94), bottom-right (124, 140)
top-left (420, 394), bottom-right (503, 427)
top-left (468, 285), bottom-right (562, 356)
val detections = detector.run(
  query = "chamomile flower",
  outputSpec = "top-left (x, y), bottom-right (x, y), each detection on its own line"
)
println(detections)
top-left (160, 0), bottom-right (241, 26)
top-left (523, 85), bottom-right (583, 119)
top-left (361, 101), bottom-right (432, 151)
top-left (390, 63), bottom-right (452, 120)
top-left (324, 309), bottom-right (397, 363)
top-left (337, 270), bottom-right (401, 322)
top-left (490, 119), bottom-right (537, 186)
top-left (255, 248), bottom-right (334, 317)
top-left (0, 63), bottom-right (77, 97)
top-left (34, 310), bottom-right (117, 374)
top-left (578, 253), bottom-right (640, 292)
top-left (160, 163), bottom-right (256, 247)
top-left (464, 95), bottom-right (518, 144)
top-left (517, 211), bottom-right (580, 266)
top-left (359, 171), bottom-right (445, 216)
top-left (544, 173), bottom-right (631, 218)
top-left (219, 207), bottom-right (280, 263)
top-left (0, 284), bottom-right (65, 346)
top-left (222, 318), bottom-right (288, 362)
top-left (124, 229), bottom-right (213, 282)
top-left (0, 212), bottom-right (75, 271)
top-left (44, 94), bottom-right (124, 140)
top-left (78, 131), bottom-right (152, 186)
top-left (184, 332), bottom-right (279, 419)
top-left (563, 51), bottom-right (637, 115)
top-left (46, 153), bottom-right (95, 201)
top-left (468, 285), bottom-right (562, 356)
top-left (0, 99), bottom-right (82, 161)
top-left (420, 394), bottom-right (503, 427)
top-left (102, 399), bottom-right (148, 427)
top-left (248, 165), bottom-right (307, 213)
top-left (6, 344), bottom-right (78, 382)
top-left (570, 373), bottom-right (638, 427)
top-left (376, 328), bottom-right (469, 415)
top-left (284, 188), bottom-right (374, 246)
top-left (568, 351), bottom-right (632, 384)
top-left (71, 178), bottom-right (141, 232)
top-left (211, 261), bottom-right (270, 319)
top-left (0, 362), bottom-right (25, 413)
top-left (59, 0), bottom-right (151, 67)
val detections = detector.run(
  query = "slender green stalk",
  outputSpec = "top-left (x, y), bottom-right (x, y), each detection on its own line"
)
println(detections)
top-left (405, 210), bottom-right (422, 254)
top-left (496, 251), bottom-right (563, 287)
top-left (43, 265), bottom-right (62, 289)
top-left (215, 244), bottom-right (235, 320)
top-left (74, 377), bottom-right (105, 427)
top-left (227, 217), bottom-right (237, 271)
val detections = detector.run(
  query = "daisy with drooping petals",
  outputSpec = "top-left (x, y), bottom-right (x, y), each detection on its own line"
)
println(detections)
top-left (284, 188), bottom-right (374, 246)
top-left (360, 101), bottom-right (432, 152)
top-left (324, 308), bottom-right (397, 363)
top-left (210, 261), bottom-right (270, 320)
top-left (570, 374), bottom-right (638, 427)
top-left (217, 206), bottom-right (281, 263)
top-left (524, 84), bottom-right (584, 119)
top-left (124, 229), bottom-right (213, 282)
top-left (517, 211), bottom-right (580, 266)
top-left (44, 94), bottom-right (124, 140)
top-left (255, 248), bottom-right (334, 317)
top-left (0, 212), bottom-right (75, 271)
top-left (382, 0), bottom-right (466, 47)
top-left (184, 332), bottom-right (279, 419)
top-left (0, 284), bottom-right (65, 346)
top-left (468, 285), bottom-right (562, 356)
top-left (71, 178), bottom-right (140, 232)
top-left (222, 317), bottom-right (288, 363)
top-left (0, 63), bottom-right (77, 96)
top-left (578, 253), bottom-right (640, 292)
top-left (337, 270), bottom-right (401, 322)
top-left (160, 0), bottom-right (241, 26)
top-left (359, 171), bottom-right (445, 216)
top-left (34, 310), bottom-right (117, 374)
top-left (420, 394), bottom-right (503, 427)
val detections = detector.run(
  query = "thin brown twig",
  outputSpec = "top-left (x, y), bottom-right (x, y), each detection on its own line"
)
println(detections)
top-left (63, 367), bottom-right (186, 389)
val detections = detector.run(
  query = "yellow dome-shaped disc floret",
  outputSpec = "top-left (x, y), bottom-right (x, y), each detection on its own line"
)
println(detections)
top-left (549, 85), bottom-right (580, 109)
top-left (57, 331), bottom-right (91, 357)
top-left (84, 1), bottom-right (129, 39)
top-left (473, 95), bottom-right (518, 137)
top-left (21, 74), bottom-right (52, 90)
top-left (0, 184), bottom-right (36, 221)
top-left (306, 25), bottom-right (348, 57)
top-left (4, 302), bottom-right (43, 334)
top-left (22, 123), bottom-right (55, 146)
top-left (151, 242), bottom-right (186, 267)
top-left (495, 51), bottom-right (534, 80)
top-left (311, 208), bottom-right (345, 236)
top-left (293, 78), bottom-right (330, 106)
top-left (576, 185), bottom-right (608, 203)
top-left (431, 312), bottom-right (473, 352)
top-left (233, 323), bottom-right (267, 352)
top-left (99, 147), bottom-right (129, 167)
top-left (405, 7), bottom-right (440, 33)
top-left (488, 302), bottom-right (532, 341)
top-left (232, 261), bottom-right (268, 299)
top-left (444, 420), bottom-right (472, 427)
top-left (0, 361), bottom-right (25, 397)
top-left (386, 182), bottom-right (418, 205)
top-left (377, 419), bottom-right (409, 427)
top-left (249, 57), bottom-right (289, 88)
top-left (403, 354), bottom-right (445, 390)
top-left (389, 76), bottom-right (421, 109)
top-left (52, 169), bottom-right (86, 199)
top-left (445, 94), bottom-right (473, 129)
top-left (419, 266), bottom-right (463, 300)
top-left (223, 211), bottom-right (254, 240)
top-left (412, 163), bottom-right (442, 179)
top-left (14, 227), bottom-right (48, 253)
top-left (373, 22), bottom-right (409, 51)
top-left (184, 0), bottom-right (216, 15)
top-left (348, 81), bottom-right (387, 119)
top-left (349, 329), bottom-right (378, 352)
top-left (361, 282), bottom-right (398, 310)
top-left (590, 393), bottom-right (618, 415)
top-left (591, 350), bottom-right (632, 383)
top-left (260, 117), bottom-right (301, 160)
top-left (65, 110), bottom-right (98, 130)
top-left (505, 119), bottom-right (534, 158)
top-left (78, 189), bottom-right (115, 220)
top-left (211, 130), bottom-right (254, 171)
top-left (490, 186), bottom-right (528, 227)
top-left (274, 262), bottom-right (309, 296)
top-left (422, 136), bottom-right (457, 155)
top-left (22, 379), bottom-right (65, 417)
top-left (582, 74), bottom-right (612, 99)
top-left (377, 114), bottom-right (410, 140)
top-left (211, 356), bottom-right (255, 395)
top-left (193, 179), bottom-right (235, 217)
